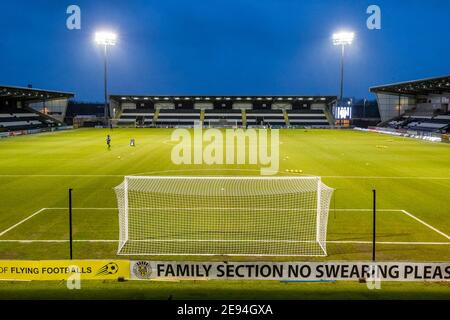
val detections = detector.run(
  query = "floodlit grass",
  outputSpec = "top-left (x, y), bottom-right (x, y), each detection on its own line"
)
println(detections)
top-left (0, 128), bottom-right (449, 298)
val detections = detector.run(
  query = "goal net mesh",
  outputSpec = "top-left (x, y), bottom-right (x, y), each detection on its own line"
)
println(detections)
top-left (115, 176), bottom-right (333, 256)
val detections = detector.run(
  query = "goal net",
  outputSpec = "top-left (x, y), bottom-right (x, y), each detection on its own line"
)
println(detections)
top-left (114, 176), bottom-right (334, 256)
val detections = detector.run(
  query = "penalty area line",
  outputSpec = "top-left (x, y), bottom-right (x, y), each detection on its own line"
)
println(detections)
top-left (401, 210), bottom-right (450, 240)
top-left (0, 208), bottom-right (47, 237)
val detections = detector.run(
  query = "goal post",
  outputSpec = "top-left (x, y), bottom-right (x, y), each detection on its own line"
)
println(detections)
top-left (114, 176), bottom-right (334, 256)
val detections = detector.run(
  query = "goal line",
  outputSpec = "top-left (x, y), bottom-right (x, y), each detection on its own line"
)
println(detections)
top-left (0, 207), bottom-right (448, 246)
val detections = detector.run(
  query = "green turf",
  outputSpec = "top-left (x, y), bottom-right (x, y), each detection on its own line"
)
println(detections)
top-left (0, 128), bottom-right (449, 298)
top-left (0, 280), bottom-right (448, 300)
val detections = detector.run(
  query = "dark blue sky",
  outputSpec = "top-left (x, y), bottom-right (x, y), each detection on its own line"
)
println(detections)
top-left (1, 0), bottom-right (449, 102)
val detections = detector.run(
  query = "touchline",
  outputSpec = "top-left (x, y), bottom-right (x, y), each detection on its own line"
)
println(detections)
top-left (170, 128), bottom-right (280, 175)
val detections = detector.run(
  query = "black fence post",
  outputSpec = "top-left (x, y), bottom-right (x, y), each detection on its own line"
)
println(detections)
top-left (372, 189), bottom-right (376, 262)
top-left (69, 188), bottom-right (73, 260)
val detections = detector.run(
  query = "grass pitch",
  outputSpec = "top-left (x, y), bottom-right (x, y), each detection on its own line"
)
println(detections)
top-left (0, 128), bottom-right (448, 298)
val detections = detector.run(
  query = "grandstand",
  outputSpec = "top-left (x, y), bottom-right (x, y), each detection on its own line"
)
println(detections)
top-left (0, 85), bottom-right (74, 134)
top-left (109, 95), bottom-right (336, 128)
top-left (371, 75), bottom-right (450, 134)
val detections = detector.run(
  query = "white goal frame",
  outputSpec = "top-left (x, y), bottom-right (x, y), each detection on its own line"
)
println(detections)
top-left (115, 176), bottom-right (334, 256)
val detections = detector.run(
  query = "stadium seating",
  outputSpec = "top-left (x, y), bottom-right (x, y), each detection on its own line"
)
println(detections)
top-left (287, 110), bottom-right (330, 127)
top-left (115, 102), bottom-right (333, 128)
top-left (0, 107), bottom-right (58, 132)
top-left (246, 109), bottom-right (286, 127)
top-left (385, 114), bottom-right (450, 133)
top-left (118, 109), bottom-right (155, 126)
top-left (156, 109), bottom-right (200, 127)
top-left (203, 109), bottom-right (243, 127)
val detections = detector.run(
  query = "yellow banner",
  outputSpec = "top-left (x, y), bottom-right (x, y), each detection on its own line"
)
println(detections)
top-left (0, 260), bottom-right (129, 281)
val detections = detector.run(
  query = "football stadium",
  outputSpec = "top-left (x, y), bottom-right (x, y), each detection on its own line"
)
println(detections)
top-left (0, 0), bottom-right (449, 307)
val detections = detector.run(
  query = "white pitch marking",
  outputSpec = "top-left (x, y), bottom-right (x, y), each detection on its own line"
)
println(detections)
top-left (0, 239), bottom-right (118, 243)
top-left (328, 240), bottom-right (450, 245)
top-left (0, 173), bottom-right (449, 180)
top-left (46, 207), bottom-right (402, 212)
top-left (401, 210), bottom-right (450, 240)
top-left (0, 239), bottom-right (448, 245)
top-left (322, 176), bottom-right (450, 180)
top-left (0, 208), bottom-right (47, 237)
top-left (47, 207), bottom-right (117, 210)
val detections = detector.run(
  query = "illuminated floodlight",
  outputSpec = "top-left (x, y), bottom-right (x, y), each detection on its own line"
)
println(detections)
top-left (95, 31), bottom-right (117, 46)
top-left (94, 30), bottom-right (117, 122)
top-left (332, 31), bottom-right (354, 46)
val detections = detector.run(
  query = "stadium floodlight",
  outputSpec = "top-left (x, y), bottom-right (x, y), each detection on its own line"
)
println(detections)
top-left (332, 31), bottom-right (354, 102)
top-left (114, 176), bottom-right (334, 256)
top-left (94, 31), bottom-right (117, 46)
top-left (332, 31), bottom-right (354, 46)
top-left (94, 31), bottom-right (117, 124)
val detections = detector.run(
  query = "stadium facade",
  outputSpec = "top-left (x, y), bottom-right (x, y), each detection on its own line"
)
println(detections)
top-left (371, 75), bottom-right (450, 134)
top-left (2, 75), bottom-right (450, 136)
top-left (109, 95), bottom-right (337, 128)
top-left (0, 85), bottom-right (74, 135)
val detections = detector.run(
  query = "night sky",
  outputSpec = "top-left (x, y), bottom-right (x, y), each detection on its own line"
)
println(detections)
top-left (1, 0), bottom-right (449, 102)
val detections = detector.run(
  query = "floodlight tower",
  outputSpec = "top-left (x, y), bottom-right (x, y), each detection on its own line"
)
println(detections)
top-left (94, 31), bottom-right (117, 124)
top-left (332, 31), bottom-right (354, 101)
